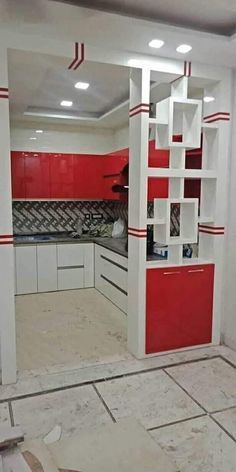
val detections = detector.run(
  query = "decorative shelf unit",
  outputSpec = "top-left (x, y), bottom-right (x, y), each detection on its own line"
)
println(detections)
top-left (147, 76), bottom-right (220, 265)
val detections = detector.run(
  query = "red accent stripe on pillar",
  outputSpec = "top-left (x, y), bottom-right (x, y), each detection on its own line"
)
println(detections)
top-left (129, 103), bottom-right (150, 113)
top-left (198, 225), bottom-right (224, 231)
top-left (199, 229), bottom-right (224, 235)
top-left (0, 234), bottom-right (13, 238)
top-left (128, 232), bottom-right (147, 238)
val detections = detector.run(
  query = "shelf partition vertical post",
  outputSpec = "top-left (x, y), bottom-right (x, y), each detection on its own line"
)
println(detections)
top-left (128, 68), bottom-right (150, 358)
top-left (0, 46), bottom-right (17, 384)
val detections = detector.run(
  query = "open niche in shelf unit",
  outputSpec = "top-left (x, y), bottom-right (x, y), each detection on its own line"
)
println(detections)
top-left (148, 76), bottom-right (219, 265)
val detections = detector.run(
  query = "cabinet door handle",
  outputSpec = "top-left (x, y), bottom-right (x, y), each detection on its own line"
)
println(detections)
top-left (164, 271), bottom-right (181, 275)
top-left (188, 269), bottom-right (204, 273)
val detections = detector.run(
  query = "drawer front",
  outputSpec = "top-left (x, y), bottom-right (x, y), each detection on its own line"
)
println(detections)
top-left (57, 244), bottom-right (84, 267)
top-left (101, 256), bottom-right (127, 292)
top-left (57, 267), bottom-right (84, 290)
top-left (99, 277), bottom-right (127, 313)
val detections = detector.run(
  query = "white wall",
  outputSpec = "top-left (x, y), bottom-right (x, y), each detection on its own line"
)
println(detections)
top-left (113, 125), bottom-right (129, 151)
top-left (222, 71), bottom-right (236, 350)
top-left (10, 122), bottom-right (115, 154)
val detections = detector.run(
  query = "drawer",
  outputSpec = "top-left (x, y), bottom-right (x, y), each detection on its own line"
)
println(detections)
top-left (57, 267), bottom-right (84, 290)
top-left (99, 276), bottom-right (127, 313)
top-left (101, 256), bottom-right (127, 292)
top-left (57, 244), bottom-right (84, 267)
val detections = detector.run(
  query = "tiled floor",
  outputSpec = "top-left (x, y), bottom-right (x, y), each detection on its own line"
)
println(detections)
top-left (3, 345), bottom-right (236, 471)
top-left (16, 288), bottom-right (131, 371)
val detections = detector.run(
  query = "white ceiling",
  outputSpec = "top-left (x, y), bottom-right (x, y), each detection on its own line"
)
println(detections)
top-left (58, 0), bottom-right (236, 36)
top-left (8, 49), bottom-right (130, 128)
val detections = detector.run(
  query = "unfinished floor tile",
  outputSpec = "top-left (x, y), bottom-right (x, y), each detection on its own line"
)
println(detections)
top-left (49, 418), bottom-right (178, 472)
top-left (150, 416), bottom-right (236, 472)
top-left (0, 404), bottom-right (11, 426)
top-left (12, 385), bottom-right (112, 440)
top-left (96, 370), bottom-right (203, 429)
top-left (166, 358), bottom-right (236, 412)
top-left (213, 407), bottom-right (236, 440)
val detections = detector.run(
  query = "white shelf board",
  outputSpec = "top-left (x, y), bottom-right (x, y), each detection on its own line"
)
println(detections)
top-left (147, 168), bottom-right (217, 179)
top-left (146, 257), bottom-right (214, 269)
top-left (147, 218), bottom-right (165, 225)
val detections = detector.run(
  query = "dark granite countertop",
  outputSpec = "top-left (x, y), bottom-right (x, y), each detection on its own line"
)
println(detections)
top-left (14, 233), bottom-right (163, 261)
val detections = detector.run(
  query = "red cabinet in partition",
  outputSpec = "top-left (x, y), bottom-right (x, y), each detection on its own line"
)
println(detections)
top-left (50, 153), bottom-right (74, 199)
top-left (11, 151), bottom-right (26, 199)
top-left (103, 152), bottom-right (128, 200)
top-left (73, 154), bottom-right (104, 199)
top-left (146, 264), bottom-right (214, 354)
top-left (24, 152), bottom-right (50, 199)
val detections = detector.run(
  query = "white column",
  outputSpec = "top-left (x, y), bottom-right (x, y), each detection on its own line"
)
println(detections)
top-left (128, 68), bottom-right (150, 358)
top-left (0, 47), bottom-right (16, 384)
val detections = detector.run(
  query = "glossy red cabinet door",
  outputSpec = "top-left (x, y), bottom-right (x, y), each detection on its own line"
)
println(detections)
top-left (24, 152), bottom-right (50, 199)
top-left (73, 154), bottom-right (104, 199)
top-left (103, 153), bottom-right (128, 200)
top-left (50, 153), bottom-right (74, 198)
top-left (11, 151), bottom-right (25, 199)
top-left (146, 264), bottom-right (214, 353)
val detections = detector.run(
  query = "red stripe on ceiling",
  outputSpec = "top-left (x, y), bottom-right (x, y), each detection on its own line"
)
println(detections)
top-left (68, 42), bottom-right (79, 70)
top-left (73, 43), bottom-right (85, 70)
top-left (189, 62), bottom-right (192, 77)
top-left (204, 112), bottom-right (230, 120)
top-left (184, 61), bottom-right (187, 76)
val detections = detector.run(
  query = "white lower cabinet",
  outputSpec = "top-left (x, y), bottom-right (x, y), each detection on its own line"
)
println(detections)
top-left (15, 242), bottom-right (94, 295)
top-left (95, 245), bottom-right (128, 313)
top-left (37, 245), bottom-right (57, 293)
top-left (15, 246), bottom-right (37, 295)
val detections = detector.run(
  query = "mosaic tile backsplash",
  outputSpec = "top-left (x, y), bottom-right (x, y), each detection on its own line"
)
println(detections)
top-left (13, 201), bottom-right (128, 234)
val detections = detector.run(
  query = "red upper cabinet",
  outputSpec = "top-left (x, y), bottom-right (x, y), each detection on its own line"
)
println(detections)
top-left (50, 153), bottom-right (74, 199)
top-left (24, 152), bottom-right (50, 199)
top-left (103, 151), bottom-right (128, 200)
top-left (73, 154), bottom-right (104, 199)
top-left (11, 151), bottom-right (26, 199)
top-left (146, 264), bottom-right (214, 354)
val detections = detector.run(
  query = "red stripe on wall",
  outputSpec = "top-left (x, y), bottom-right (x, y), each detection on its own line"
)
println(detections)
top-left (128, 227), bottom-right (147, 233)
top-left (0, 87), bottom-right (8, 92)
top-left (0, 234), bottom-right (13, 238)
top-left (199, 229), bottom-right (224, 235)
top-left (184, 61), bottom-right (187, 76)
top-left (128, 232), bottom-right (147, 238)
top-left (0, 95), bottom-right (9, 99)
top-left (68, 42), bottom-right (79, 70)
top-left (204, 117), bottom-right (230, 123)
top-left (74, 43), bottom-right (85, 70)
top-left (130, 103), bottom-right (150, 113)
top-left (0, 241), bottom-right (13, 245)
top-left (204, 112), bottom-right (230, 120)
top-left (129, 109), bottom-right (150, 118)
top-left (198, 225), bottom-right (224, 231)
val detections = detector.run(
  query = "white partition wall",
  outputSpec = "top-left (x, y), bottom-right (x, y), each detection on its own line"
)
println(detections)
top-left (128, 65), bottom-right (232, 358)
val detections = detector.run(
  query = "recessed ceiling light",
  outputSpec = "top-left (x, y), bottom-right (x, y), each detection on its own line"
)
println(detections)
top-left (30, 137), bottom-right (37, 140)
top-left (176, 44), bottom-right (192, 54)
top-left (36, 129), bottom-right (43, 133)
top-left (60, 100), bottom-right (73, 107)
top-left (75, 82), bottom-right (90, 90)
top-left (149, 39), bottom-right (164, 49)
top-left (203, 96), bottom-right (215, 103)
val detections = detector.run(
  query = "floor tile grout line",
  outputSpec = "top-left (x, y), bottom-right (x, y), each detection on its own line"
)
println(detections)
top-left (0, 355), bottom-right (221, 405)
top-left (210, 414), bottom-right (236, 443)
top-left (210, 404), bottom-right (236, 415)
top-left (8, 401), bottom-right (15, 427)
top-left (220, 355), bottom-right (236, 370)
top-left (163, 368), bottom-right (208, 414)
top-left (92, 383), bottom-right (117, 423)
top-left (147, 413), bottom-right (207, 432)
